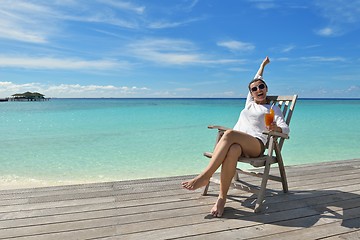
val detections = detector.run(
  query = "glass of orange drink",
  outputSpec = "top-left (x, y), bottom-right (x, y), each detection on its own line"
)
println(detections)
top-left (265, 108), bottom-right (274, 127)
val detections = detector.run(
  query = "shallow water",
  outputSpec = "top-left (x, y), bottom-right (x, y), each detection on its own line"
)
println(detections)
top-left (1, 98), bottom-right (359, 188)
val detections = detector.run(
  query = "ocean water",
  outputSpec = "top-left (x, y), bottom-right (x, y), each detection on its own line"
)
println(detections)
top-left (1, 98), bottom-right (359, 189)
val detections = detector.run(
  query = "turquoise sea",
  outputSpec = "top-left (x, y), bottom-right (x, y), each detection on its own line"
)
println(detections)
top-left (1, 98), bottom-right (359, 189)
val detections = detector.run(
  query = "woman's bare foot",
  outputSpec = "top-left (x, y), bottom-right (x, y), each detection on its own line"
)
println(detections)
top-left (210, 198), bottom-right (226, 217)
top-left (181, 175), bottom-right (210, 191)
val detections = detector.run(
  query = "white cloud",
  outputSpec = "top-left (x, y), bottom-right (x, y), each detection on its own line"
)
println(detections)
top-left (0, 82), bottom-right (43, 97)
top-left (217, 40), bottom-right (255, 52)
top-left (347, 85), bottom-right (360, 92)
top-left (0, 26), bottom-right (47, 43)
top-left (313, 0), bottom-right (360, 37)
top-left (300, 56), bottom-right (346, 62)
top-left (148, 21), bottom-right (184, 29)
top-left (0, 0), bottom-right (148, 43)
top-left (273, 57), bottom-right (290, 62)
top-left (223, 91), bottom-right (236, 97)
top-left (304, 44), bottom-right (321, 49)
top-left (249, 0), bottom-right (277, 10)
top-left (175, 88), bottom-right (192, 92)
top-left (180, 0), bottom-right (199, 12)
top-left (314, 0), bottom-right (360, 23)
top-left (127, 38), bottom-right (243, 65)
top-left (99, 0), bottom-right (145, 14)
top-left (62, 13), bottom-right (140, 29)
top-left (315, 27), bottom-right (336, 37)
top-left (0, 56), bottom-right (130, 70)
top-left (148, 17), bottom-right (204, 29)
top-left (0, 1), bottom-right (56, 43)
top-left (281, 45), bottom-right (296, 53)
top-left (127, 38), bottom-right (200, 64)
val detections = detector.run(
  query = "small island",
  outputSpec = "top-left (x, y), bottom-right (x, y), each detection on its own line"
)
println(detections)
top-left (8, 92), bottom-right (50, 101)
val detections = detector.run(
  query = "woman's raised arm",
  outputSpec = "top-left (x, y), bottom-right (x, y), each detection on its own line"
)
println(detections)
top-left (254, 56), bottom-right (270, 78)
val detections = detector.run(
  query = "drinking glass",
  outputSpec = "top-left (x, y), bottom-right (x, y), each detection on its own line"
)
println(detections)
top-left (265, 109), bottom-right (274, 127)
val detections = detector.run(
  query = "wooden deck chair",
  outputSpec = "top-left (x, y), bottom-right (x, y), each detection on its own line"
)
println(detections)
top-left (202, 95), bottom-right (298, 212)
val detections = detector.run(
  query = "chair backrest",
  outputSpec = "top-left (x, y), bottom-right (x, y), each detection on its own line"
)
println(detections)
top-left (267, 95), bottom-right (298, 150)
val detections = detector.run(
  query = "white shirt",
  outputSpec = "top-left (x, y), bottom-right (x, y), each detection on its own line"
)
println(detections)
top-left (233, 92), bottom-right (290, 145)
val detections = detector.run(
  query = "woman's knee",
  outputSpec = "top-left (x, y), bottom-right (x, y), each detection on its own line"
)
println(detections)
top-left (223, 129), bottom-right (237, 141)
top-left (228, 144), bottom-right (242, 158)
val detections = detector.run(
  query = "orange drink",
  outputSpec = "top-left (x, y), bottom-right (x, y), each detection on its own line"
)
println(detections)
top-left (265, 109), bottom-right (274, 127)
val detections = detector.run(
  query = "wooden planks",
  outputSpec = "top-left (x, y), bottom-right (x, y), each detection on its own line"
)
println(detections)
top-left (0, 159), bottom-right (359, 239)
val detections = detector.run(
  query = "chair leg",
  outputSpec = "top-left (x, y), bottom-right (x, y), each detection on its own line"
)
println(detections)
top-left (202, 182), bottom-right (210, 196)
top-left (254, 162), bottom-right (271, 213)
top-left (233, 170), bottom-right (239, 181)
top-left (278, 160), bottom-right (288, 193)
top-left (274, 142), bottom-right (288, 193)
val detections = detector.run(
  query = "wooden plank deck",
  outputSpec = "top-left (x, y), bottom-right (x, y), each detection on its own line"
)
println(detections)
top-left (0, 159), bottom-right (359, 240)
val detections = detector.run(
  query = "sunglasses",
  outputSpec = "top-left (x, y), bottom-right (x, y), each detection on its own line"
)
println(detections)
top-left (251, 83), bottom-right (266, 92)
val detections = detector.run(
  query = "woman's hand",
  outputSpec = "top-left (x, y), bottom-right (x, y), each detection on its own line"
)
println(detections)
top-left (262, 56), bottom-right (270, 67)
top-left (268, 122), bottom-right (282, 133)
top-left (255, 56), bottom-right (271, 77)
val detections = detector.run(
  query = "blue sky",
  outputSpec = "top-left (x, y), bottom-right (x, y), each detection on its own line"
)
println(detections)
top-left (0, 0), bottom-right (359, 98)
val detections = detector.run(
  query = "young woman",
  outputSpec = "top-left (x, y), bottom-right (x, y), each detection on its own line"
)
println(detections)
top-left (181, 56), bottom-right (289, 217)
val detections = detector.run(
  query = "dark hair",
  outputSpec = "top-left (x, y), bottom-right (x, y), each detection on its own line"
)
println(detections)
top-left (248, 78), bottom-right (268, 92)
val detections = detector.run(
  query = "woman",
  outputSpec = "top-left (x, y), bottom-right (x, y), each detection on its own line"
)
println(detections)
top-left (181, 56), bottom-right (289, 217)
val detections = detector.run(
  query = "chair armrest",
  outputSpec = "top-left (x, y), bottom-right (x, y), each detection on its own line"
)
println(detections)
top-left (263, 130), bottom-right (289, 139)
top-left (208, 125), bottom-right (231, 131)
top-left (207, 126), bottom-right (289, 139)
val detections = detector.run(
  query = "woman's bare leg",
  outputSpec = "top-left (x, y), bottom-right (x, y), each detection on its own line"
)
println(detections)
top-left (182, 130), bottom-right (262, 191)
top-left (181, 130), bottom-right (235, 190)
top-left (211, 143), bottom-right (241, 217)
